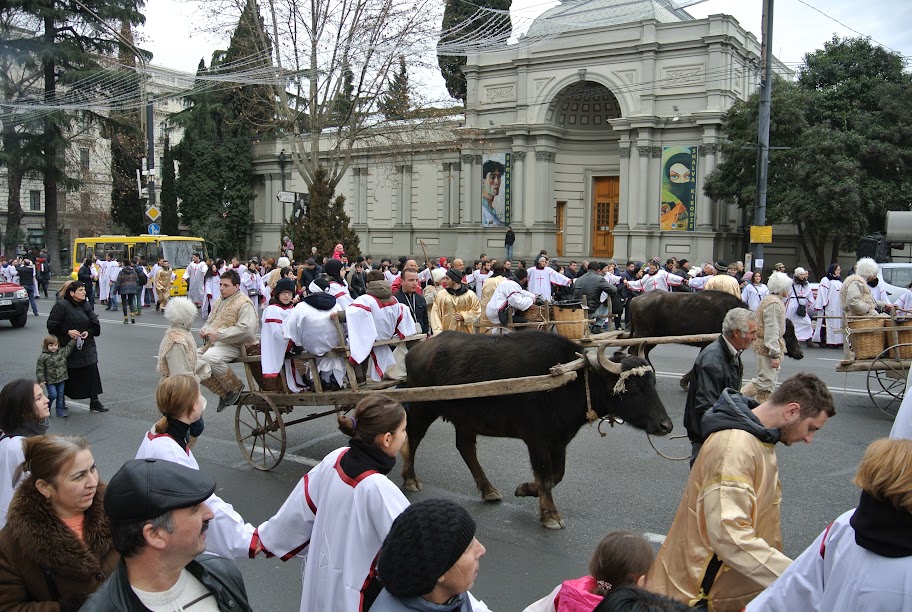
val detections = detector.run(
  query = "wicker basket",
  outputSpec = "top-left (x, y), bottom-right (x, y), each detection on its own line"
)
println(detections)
top-left (243, 342), bottom-right (283, 393)
top-left (895, 319), bottom-right (912, 359)
top-left (552, 302), bottom-right (587, 340)
top-left (847, 318), bottom-right (885, 360)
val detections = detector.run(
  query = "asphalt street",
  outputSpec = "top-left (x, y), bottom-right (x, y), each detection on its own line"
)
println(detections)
top-left (0, 299), bottom-right (897, 610)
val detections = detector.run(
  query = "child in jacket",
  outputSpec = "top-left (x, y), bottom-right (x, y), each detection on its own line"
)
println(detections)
top-left (36, 335), bottom-right (76, 417)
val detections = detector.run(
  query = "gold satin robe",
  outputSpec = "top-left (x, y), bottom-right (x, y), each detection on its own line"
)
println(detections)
top-left (430, 288), bottom-right (481, 335)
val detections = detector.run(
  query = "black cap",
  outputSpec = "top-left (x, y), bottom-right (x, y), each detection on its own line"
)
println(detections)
top-left (446, 269), bottom-right (463, 285)
top-left (104, 459), bottom-right (216, 523)
top-left (275, 278), bottom-right (296, 296)
top-left (306, 258), bottom-right (316, 265)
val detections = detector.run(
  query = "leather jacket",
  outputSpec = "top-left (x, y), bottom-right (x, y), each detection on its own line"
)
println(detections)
top-left (571, 270), bottom-right (616, 309)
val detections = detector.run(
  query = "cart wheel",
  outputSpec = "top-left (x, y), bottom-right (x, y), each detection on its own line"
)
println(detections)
top-left (866, 345), bottom-right (911, 419)
top-left (235, 391), bottom-right (286, 470)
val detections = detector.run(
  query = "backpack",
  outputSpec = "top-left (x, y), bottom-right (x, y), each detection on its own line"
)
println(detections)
top-left (134, 265), bottom-right (148, 286)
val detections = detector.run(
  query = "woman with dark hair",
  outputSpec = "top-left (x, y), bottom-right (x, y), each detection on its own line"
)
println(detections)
top-left (594, 587), bottom-right (697, 611)
top-left (0, 435), bottom-right (117, 609)
top-left (0, 379), bottom-right (50, 528)
top-left (253, 394), bottom-right (410, 610)
top-left (77, 257), bottom-right (97, 308)
top-left (46, 281), bottom-right (106, 412)
top-left (202, 261), bottom-right (221, 321)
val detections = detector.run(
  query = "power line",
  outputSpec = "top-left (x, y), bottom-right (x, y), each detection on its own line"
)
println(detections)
top-left (791, 0), bottom-right (903, 57)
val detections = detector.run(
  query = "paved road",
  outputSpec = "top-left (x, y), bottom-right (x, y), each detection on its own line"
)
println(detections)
top-left (0, 301), bottom-right (897, 610)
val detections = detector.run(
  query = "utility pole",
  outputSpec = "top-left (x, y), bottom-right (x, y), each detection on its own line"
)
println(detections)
top-left (752, 0), bottom-right (774, 264)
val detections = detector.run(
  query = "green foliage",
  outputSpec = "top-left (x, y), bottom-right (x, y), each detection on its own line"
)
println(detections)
top-left (328, 59), bottom-right (356, 128)
top-left (109, 112), bottom-right (145, 234)
top-left (219, 0), bottom-right (275, 136)
top-left (438, 0), bottom-right (511, 102)
top-left (288, 167), bottom-right (360, 259)
top-left (379, 56), bottom-right (411, 121)
top-left (705, 37), bottom-right (912, 277)
top-left (160, 137), bottom-right (179, 235)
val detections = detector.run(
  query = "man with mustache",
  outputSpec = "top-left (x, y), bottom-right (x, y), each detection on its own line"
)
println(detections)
top-left (83, 459), bottom-right (253, 611)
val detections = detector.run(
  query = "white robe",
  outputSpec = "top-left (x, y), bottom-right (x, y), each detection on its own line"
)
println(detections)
top-left (97, 260), bottom-right (112, 300)
top-left (260, 304), bottom-right (306, 393)
top-left (135, 430), bottom-right (255, 560)
top-left (895, 288), bottom-right (912, 319)
top-left (106, 264), bottom-right (121, 296)
top-left (473, 270), bottom-right (492, 299)
top-left (742, 283), bottom-right (770, 311)
top-left (329, 280), bottom-right (354, 309)
top-left (785, 282), bottom-right (814, 341)
top-left (242, 270), bottom-right (262, 315)
top-left (0, 435), bottom-right (25, 529)
top-left (747, 509), bottom-right (912, 612)
top-left (689, 274), bottom-right (713, 291)
top-left (890, 365), bottom-right (912, 440)
top-left (345, 295), bottom-right (416, 381)
top-left (625, 269), bottom-right (685, 293)
top-left (256, 447), bottom-right (409, 612)
top-left (527, 267), bottom-right (571, 302)
top-left (283, 300), bottom-right (346, 386)
top-left (485, 279), bottom-right (536, 329)
top-left (184, 261), bottom-right (208, 305)
top-left (202, 275), bottom-right (220, 321)
top-left (813, 277), bottom-right (845, 345)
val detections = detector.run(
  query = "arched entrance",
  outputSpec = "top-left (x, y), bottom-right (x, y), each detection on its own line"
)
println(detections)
top-left (546, 81), bottom-right (622, 258)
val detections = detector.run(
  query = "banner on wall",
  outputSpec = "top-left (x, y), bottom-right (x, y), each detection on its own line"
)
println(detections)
top-left (660, 146), bottom-right (698, 231)
top-left (481, 152), bottom-right (511, 227)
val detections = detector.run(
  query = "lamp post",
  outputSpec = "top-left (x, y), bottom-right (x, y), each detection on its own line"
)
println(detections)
top-left (278, 149), bottom-right (287, 256)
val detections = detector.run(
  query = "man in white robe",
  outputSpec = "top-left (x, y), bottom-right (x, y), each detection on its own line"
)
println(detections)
top-left (344, 280), bottom-right (416, 381)
top-left (183, 252), bottom-right (207, 306)
top-left (282, 291), bottom-right (346, 389)
top-left (786, 267), bottom-right (815, 345)
top-left (485, 268), bottom-right (536, 334)
top-left (105, 259), bottom-right (121, 310)
top-left (526, 256), bottom-right (572, 302)
top-left (98, 254), bottom-right (113, 303)
top-left (625, 261), bottom-right (686, 293)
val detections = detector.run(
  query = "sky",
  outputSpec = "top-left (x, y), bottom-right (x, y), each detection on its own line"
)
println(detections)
top-left (139, 0), bottom-right (910, 82)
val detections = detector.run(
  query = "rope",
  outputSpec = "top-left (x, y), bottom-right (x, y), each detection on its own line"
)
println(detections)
top-left (646, 432), bottom-right (691, 461)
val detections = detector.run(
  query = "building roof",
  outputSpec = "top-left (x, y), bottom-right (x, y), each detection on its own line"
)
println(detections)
top-left (525, 0), bottom-right (693, 38)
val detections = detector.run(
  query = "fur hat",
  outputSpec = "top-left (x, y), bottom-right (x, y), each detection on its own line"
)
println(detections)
top-left (767, 271), bottom-right (793, 296)
top-left (378, 499), bottom-right (476, 597)
top-left (431, 268), bottom-right (447, 284)
top-left (164, 297), bottom-right (197, 330)
top-left (277, 256), bottom-right (291, 268)
top-left (855, 257), bottom-right (878, 280)
top-left (274, 278), bottom-right (296, 297)
top-left (794, 267), bottom-right (808, 276)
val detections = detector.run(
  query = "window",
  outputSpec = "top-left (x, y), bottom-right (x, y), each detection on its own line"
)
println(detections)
top-left (29, 190), bottom-right (40, 211)
top-left (27, 228), bottom-right (44, 248)
top-left (80, 148), bottom-right (90, 173)
top-left (57, 191), bottom-right (67, 211)
top-left (80, 192), bottom-right (90, 210)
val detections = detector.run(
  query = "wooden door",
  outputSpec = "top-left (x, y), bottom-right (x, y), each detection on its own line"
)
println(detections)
top-left (592, 177), bottom-right (619, 258)
top-left (556, 201), bottom-right (566, 256)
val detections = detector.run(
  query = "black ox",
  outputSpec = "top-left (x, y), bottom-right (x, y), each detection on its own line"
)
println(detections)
top-left (402, 330), bottom-right (672, 529)
top-left (629, 289), bottom-right (804, 389)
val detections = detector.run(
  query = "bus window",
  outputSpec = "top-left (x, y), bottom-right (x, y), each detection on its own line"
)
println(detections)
top-left (97, 243), bottom-right (126, 261)
top-left (161, 240), bottom-right (207, 268)
top-left (75, 243), bottom-right (86, 263)
top-left (132, 243), bottom-right (148, 263)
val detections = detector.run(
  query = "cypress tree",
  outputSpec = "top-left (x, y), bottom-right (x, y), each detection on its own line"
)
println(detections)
top-left (438, 0), bottom-right (512, 103)
top-left (159, 136), bottom-right (179, 235)
top-left (379, 56), bottom-right (411, 121)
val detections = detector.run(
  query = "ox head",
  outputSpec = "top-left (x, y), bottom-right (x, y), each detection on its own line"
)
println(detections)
top-left (585, 348), bottom-right (673, 436)
top-left (784, 319), bottom-right (804, 360)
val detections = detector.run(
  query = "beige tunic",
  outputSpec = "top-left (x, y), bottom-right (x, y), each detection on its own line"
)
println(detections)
top-left (430, 288), bottom-right (481, 335)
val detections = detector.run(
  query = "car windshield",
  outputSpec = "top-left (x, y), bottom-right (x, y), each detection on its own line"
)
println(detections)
top-left (161, 241), bottom-right (207, 268)
top-left (884, 266), bottom-right (912, 289)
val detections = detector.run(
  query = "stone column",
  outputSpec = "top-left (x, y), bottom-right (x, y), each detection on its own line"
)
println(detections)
top-left (648, 146), bottom-right (662, 228)
top-left (698, 143), bottom-right (717, 231)
top-left (441, 163), bottom-right (451, 227)
top-left (636, 145), bottom-right (650, 228)
top-left (399, 165), bottom-right (413, 226)
top-left (617, 144), bottom-right (631, 229)
top-left (511, 151), bottom-right (526, 225)
top-left (533, 150), bottom-right (556, 226)
top-left (449, 162), bottom-right (461, 226)
top-left (460, 154), bottom-right (478, 226)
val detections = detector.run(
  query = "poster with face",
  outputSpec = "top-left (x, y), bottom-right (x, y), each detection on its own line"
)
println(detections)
top-left (660, 146), bottom-right (698, 231)
top-left (481, 153), bottom-right (511, 227)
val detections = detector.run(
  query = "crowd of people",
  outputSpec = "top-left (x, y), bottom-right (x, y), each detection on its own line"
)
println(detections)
top-left (3, 242), bottom-right (912, 611)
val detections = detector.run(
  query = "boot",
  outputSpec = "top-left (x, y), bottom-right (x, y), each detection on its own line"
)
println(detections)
top-left (123, 316), bottom-right (129, 325)
top-left (89, 399), bottom-right (108, 413)
top-left (131, 316), bottom-right (135, 324)
top-left (740, 382), bottom-right (760, 399)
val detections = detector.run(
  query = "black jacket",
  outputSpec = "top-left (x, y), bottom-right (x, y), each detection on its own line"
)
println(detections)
top-left (396, 289), bottom-right (429, 335)
top-left (298, 266), bottom-right (323, 291)
top-left (15, 265), bottom-right (34, 287)
top-left (684, 336), bottom-right (743, 444)
top-left (79, 554), bottom-right (252, 612)
top-left (47, 298), bottom-right (101, 369)
top-left (572, 270), bottom-right (616, 309)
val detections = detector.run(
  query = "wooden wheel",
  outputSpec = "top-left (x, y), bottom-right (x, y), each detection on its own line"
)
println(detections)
top-left (866, 345), bottom-right (911, 419)
top-left (234, 391), bottom-right (286, 470)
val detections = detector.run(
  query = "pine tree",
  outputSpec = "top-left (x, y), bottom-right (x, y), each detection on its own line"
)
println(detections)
top-left (379, 56), bottom-right (411, 121)
top-left (160, 136), bottom-right (179, 235)
top-left (220, 0), bottom-right (275, 136)
top-left (438, 0), bottom-right (512, 103)
top-left (294, 167), bottom-right (360, 259)
top-left (330, 59), bottom-right (355, 127)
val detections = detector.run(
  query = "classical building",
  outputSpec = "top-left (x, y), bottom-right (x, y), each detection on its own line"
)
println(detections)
top-left (250, 1), bottom-right (792, 264)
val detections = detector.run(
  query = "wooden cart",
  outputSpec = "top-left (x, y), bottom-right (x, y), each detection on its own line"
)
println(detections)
top-left (836, 313), bottom-right (911, 418)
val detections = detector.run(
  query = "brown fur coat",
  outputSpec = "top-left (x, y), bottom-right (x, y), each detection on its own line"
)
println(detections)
top-left (0, 479), bottom-right (118, 611)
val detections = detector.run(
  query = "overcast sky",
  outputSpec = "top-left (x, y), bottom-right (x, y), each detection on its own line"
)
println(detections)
top-left (139, 0), bottom-right (910, 83)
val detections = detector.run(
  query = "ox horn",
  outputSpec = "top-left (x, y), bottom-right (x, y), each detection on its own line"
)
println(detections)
top-left (585, 349), bottom-right (607, 375)
top-left (597, 347), bottom-right (625, 376)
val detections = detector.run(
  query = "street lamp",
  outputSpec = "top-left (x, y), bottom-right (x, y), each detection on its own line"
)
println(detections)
top-left (278, 149), bottom-right (287, 256)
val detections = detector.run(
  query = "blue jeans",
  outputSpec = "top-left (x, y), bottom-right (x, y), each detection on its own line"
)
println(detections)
top-left (47, 381), bottom-right (66, 415)
top-left (506, 244), bottom-right (514, 261)
top-left (25, 286), bottom-right (38, 315)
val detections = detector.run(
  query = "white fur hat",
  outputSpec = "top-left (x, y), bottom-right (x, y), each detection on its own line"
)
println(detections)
top-left (767, 271), bottom-right (793, 296)
top-left (431, 268), bottom-right (446, 284)
top-left (277, 257), bottom-right (291, 268)
top-left (164, 297), bottom-right (197, 329)
top-left (794, 267), bottom-right (808, 276)
top-left (855, 257), bottom-right (878, 280)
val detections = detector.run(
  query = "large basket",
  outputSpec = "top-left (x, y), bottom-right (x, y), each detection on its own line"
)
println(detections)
top-left (552, 302), bottom-right (587, 340)
top-left (243, 342), bottom-right (284, 393)
top-left (848, 318), bottom-right (885, 360)
top-left (895, 319), bottom-right (912, 359)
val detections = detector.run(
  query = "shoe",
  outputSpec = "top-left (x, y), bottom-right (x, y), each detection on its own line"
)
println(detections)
top-left (218, 388), bottom-right (243, 412)
top-left (135, 311), bottom-right (141, 316)
top-left (216, 396), bottom-right (229, 412)
top-left (89, 401), bottom-right (108, 413)
top-left (155, 305), bottom-right (160, 312)
top-left (131, 317), bottom-right (135, 324)
top-left (123, 317), bottom-right (129, 324)
top-left (57, 411), bottom-right (68, 418)
top-left (806, 340), bottom-right (817, 348)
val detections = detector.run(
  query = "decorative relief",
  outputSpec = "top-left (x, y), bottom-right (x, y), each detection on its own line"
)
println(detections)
top-left (535, 150), bottom-right (556, 162)
top-left (613, 70), bottom-right (637, 86)
top-left (485, 84), bottom-right (516, 103)
top-left (700, 143), bottom-right (719, 156)
top-left (512, 151), bottom-right (527, 161)
top-left (473, 155), bottom-right (483, 164)
top-left (661, 64), bottom-right (704, 88)
top-left (619, 146), bottom-right (631, 159)
top-left (533, 77), bottom-right (554, 95)
top-left (461, 154), bottom-right (475, 165)
top-left (637, 146), bottom-right (651, 158)
top-left (451, 162), bottom-right (461, 172)
top-left (650, 146), bottom-right (662, 158)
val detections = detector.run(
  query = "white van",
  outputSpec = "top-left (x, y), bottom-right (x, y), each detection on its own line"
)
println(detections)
top-left (877, 263), bottom-right (912, 303)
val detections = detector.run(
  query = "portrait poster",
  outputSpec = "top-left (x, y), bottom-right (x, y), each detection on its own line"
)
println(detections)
top-left (481, 152), bottom-right (511, 227)
top-left (660, 146), bottom-right (698, 231)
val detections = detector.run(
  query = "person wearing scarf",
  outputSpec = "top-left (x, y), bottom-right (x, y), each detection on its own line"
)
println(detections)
top-left (430, 269), bottom-right (481, 335)
top-left (812, 264), bottom-right (844, 348)
top-left (283, 280), bottom-right (347, 390)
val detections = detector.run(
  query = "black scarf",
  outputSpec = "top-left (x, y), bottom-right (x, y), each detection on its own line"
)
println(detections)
top-left (446, 284), bottom-right (468, 296)
top-left (340, 438), bottom-right (396, 479)
top-left (3, 417), bottom-right (50, 438)
top-left (850, 490), bottom-right (912, 557)
top-left (164, 417), bottom-right (192, 452)
top-left (868, 278), bottom-right (880, 288)
top-left (302, 292), bottom-right (337, 310)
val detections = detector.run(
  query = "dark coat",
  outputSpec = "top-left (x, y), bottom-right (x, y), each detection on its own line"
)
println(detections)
top-left (80, 554), bottom-right (252, 612)
top-left (684, 336), bottom-right (743, 443)
top-left (572, 270), bottom-right (616, 309)
top-left (47, 297), bottom-right (101, 369)
top-left (0, 481), bottom-right (118, 611)
top-left (36, 338), bottom-right (77, 384)
top-left (113, 267), bottom-right (140, 295)
top-left (396, 289), bottom-right (429, 335)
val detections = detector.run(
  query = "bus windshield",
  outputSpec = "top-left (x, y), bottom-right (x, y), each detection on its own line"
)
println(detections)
top-left (161, 240), bottom-right (207, 268)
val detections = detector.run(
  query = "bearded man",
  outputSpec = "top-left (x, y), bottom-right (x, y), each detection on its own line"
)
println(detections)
top-left (430, 269), bottom-right (481, 334)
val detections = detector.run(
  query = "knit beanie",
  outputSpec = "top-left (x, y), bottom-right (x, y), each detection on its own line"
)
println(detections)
top-left (378, 499), bottom-right (477, 597)
top-left (445, 269), bottom-right (463, 285)
top-left (274, 278), bottom-right (296, 296)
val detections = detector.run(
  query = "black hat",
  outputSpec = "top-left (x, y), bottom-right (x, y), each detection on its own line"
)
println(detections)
top-left (714, 260), bottom-right (728, 272)
top-left (378, 499), bottom-right (477, 597)
top-left (446, 269), bottom-right (463, 285)
top-left (306, 258), bottom-right (316, 266)
top-left (275, 278), bottom-right (296, 296)
top-left (104, 459), bottom-right (216, 523)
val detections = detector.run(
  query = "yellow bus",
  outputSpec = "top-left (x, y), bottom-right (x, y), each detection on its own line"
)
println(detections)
top-left (72, 235), bottom-right (211, 296)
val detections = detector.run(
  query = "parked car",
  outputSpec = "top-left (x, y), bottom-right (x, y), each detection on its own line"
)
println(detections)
top-left (0, 281), bottom-right (30, 327)
top-left (877, 263), bottom-right (912, 303)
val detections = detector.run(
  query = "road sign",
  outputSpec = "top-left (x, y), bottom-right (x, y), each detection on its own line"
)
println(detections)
top-left (277, 191), bottom-right (295, 203)
top-left (148, 223), bottom-right (161, 235)
top-left (750, 225), bottom-right (773, 244)
top-left (145, 205), bottom-right (161, 221)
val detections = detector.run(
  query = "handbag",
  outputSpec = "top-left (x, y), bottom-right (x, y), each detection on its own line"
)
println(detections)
top-left (793, 286), bottom-right (807, 318)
